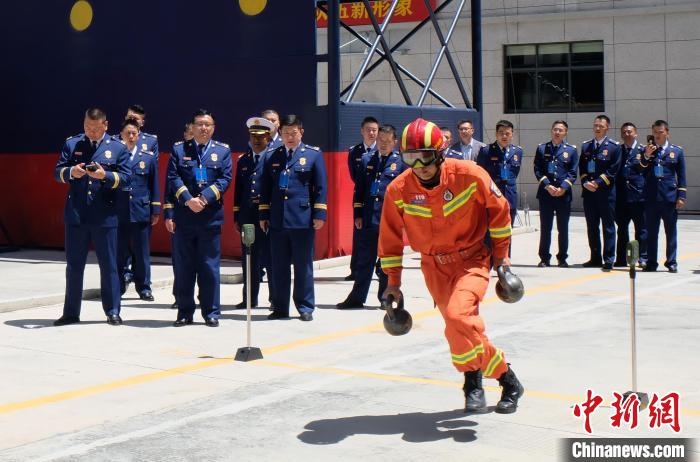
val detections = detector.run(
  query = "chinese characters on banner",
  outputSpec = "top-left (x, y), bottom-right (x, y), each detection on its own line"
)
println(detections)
top-left (573, 390), bottom-right (681, 434)
top-left (316, 0), bottom-right (437, 28)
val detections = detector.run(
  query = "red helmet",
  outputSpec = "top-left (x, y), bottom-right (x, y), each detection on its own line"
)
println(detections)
top-left (400, 118), bottom-right (446, 152)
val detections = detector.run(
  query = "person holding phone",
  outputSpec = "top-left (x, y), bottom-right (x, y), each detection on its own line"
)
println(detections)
top-left (53, 108), bottom-right (131, 326)
top-left (639, 120), bottom-right (687, 273)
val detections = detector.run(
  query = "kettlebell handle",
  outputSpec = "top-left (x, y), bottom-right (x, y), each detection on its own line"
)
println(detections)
top-left (381, 292), bottom-right (404, 320)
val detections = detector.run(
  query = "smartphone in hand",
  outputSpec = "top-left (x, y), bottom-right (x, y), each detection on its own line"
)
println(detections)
top-left (85, 163), bottom-right (98, 172)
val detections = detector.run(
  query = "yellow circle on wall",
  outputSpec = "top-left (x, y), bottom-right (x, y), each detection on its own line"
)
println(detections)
top-left (239, 0), bottom-right (267, 16)
top-left (70, 0), bottom-right (93, 32)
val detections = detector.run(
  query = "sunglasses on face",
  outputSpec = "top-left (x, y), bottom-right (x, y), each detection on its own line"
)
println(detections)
top-left (401, 150), bottom-right (438, 168)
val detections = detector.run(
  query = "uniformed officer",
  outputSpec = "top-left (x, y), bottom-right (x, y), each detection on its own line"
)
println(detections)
top-left (476, 120), bottom-right (523, 225)
top-left (233, 117), bottom-right (276, 309)
top-left (114, 119), bottom-right (160, 300)
top-left (640, 120), bottom-right (687, 273)
top-left (53, 108), bottom-right (131, 326)
top-left (262, 109), bottom-right (283, 150)
top-left (451, 119), bottom-right (486, 162)
top-left (533, 120), bottom-right (579, 268)
top-left (337, 124), bottom-right (406, 309)
top-left (346, 116), bottom-right (379, 281)
top-left (259, 115), bottom-right (328, 321)
top-left (167, 109), bottom-right (232, 327)
top-left (163, 123), bottom-right (195, 310)
top-left (614, 122), bottom-right (648, 268)
top-left (579, 115), bottom-right (621, 270)
top-left (440, 126), bottom-right (453, 146)
top-left (125, 104), bottom-right (159, 157)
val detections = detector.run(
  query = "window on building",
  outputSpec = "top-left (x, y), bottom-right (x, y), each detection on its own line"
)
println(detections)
top-left (504, 41), bottom-right (604, 113)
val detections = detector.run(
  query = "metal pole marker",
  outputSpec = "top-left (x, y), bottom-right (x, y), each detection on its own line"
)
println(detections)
top-left (235, 224), bottom-right (264, 362)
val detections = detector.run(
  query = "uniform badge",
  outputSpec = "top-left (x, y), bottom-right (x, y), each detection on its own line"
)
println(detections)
top-left (141, 143), bottom-right (147, 151)
top-left (443, 189), bottom-right (454, 201)
top-left (490, 181), bottom-right (503, 198)
top-left (105, 151), bottom-right (112, 159)
top-left (563, 152), bottom-right (569, 159)
top-left (603, 150), bottom-right (608, 157)
top-left (300, 157), bottom-right (306, 166)
top-left (513, 155), bottom-right (518, 162)
top-left (670, 152), bottom-right (675, 159)
top-left (75, 151), bottom-right (82, 156)
top-left (139, 161), bottom-right (145, 169)
top-left (184, 156), bottom-right (192, 160)
top-left (411, 194), bottom-right (426, 204)
top-left (390, 163), bottom-right (396, 171)
top-left (211, 153), bottom-right (218, 161)
top-left (636, 154), bottom-right (641, 160)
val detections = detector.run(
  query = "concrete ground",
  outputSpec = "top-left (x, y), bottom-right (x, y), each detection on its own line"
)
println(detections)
top-left (0, 214), bottom-right (698, 462)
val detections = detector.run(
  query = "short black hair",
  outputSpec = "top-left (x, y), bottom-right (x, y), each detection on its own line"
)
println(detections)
top-left (552, 120), bottom-right (568, 130)
top-left (121, 118), bottom-right (140, 131)
top-left (457, 120), bottom-right (473, 129)
top-left (192, 109), bottom-right (214, 124)
top-left (620, 121), bottom-right (637, 130)
top-left (378, 124), bottom-right (397, 139)
top-left (440, 126), bottom-right (451, 131)
top-left (595, 114), bottom-right (611, 125)
top-left (280, 114), bottom-right (303, 130)
top-left (128, 104), bottom-right (145, 116)
top-left (496, 119), bottom-right (514, 131)
top-left (652, 119), bottom-right (669, 131)
top-left (85, 107), bottom-right (107, 121)
top-left (261, 109), bottom-right (279, 118)
top-left (184, 122), bottom-right (193, 131)
top-left (361, 116), bottom-right (379, 128)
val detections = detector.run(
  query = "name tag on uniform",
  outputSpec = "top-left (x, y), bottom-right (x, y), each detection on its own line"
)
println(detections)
top-left (654, 164), bottom-right (664, 178)
top-left (547, 162), bottom-right (555, 174)
top-left (500, 165), bottom-right (510, 180)
top-left (195, 167), bottom-right (208, 185)
top-left (278, 169), bottom-right (289, 190)
top-left (587, 159), bottom-right (596, 174)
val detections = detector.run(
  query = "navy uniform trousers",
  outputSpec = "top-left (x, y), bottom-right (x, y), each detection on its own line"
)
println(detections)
top-left (64, 225), bottom-right (120, 317)
top-left (645, 201), bottom-right (678, 269)
top-left (346, 227), bottom-right (387, 304)
top-left (173, 225), bottom-right (221, 320)
top-left (583, 192), bottom-right (616, 264)
top-left (269, 228), bottom-right (315, 315)
top-left (117, 220), bottom-right (152, 294)
top-left (615, 201), bottom-right (647, 264)
top-left (538, 195), bottom-right (571, 263)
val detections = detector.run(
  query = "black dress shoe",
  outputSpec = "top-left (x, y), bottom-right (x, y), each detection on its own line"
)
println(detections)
top-left (139, 290), bottom-right (154, 301)
top-left (557, 260), bottom-right (569, 268)
top-left (613, 261), bottom-right (627, 267)
top-left (344, 274), bottom-right (355, 281)
top-left (299, 312), bottom-right (313, 322)
top-left (171, 301), bottom-right (178, 310)
top-left (205, 317), bottom-right (219, 327)
top-left (107, 314), bottom-right (123, 325)
top-left (536, 260), bottom-right (550, 268)
top-left (667, 264), bottom-right (678, 273)
top-left (235, 301), bottom-right (258, 309)
top-left (602, 262), bottom-right (613, 271)
top-left (173, 317), bottom-right (193, 327)
top-left (267, 312), bottom-right (290, 320)
top-left (53, 316), bottom-right (80, 326)
top-left (336, 299), bottom-right (364, 309)
top-left (582, 260), bottom-right (603, 268)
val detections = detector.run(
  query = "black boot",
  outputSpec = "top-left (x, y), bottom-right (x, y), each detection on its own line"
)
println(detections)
top-left (496, 365), bottom-right (524, 414)
top-left (463, 370), bottom-right (486, 412)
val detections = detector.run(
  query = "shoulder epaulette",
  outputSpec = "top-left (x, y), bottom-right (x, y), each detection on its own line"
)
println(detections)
top-left (350, 144), bottom-right (361, 151)
top-left (514, 145), bottom-right (522, 150)
top-left (305, 145), bottom-right (321, 151)
top-left (214, 141), bottom-right (229, 148)
top-left (266, 146), bottom-right (277, 153)
top-left (67, 134), bottom-right (82, 141)
top-left (174, 141), bottom-right (184, 146)
top-left (538, 142), bottom-right (547, 147)
top-left (238, 153), bottom-right (245, 159)
top-left (567, 143), bottom-right (577, 149)
top-left (143, 150), bottom-right (154, 156)
top-left (143, 132), bottom-right (157, 139)
top-left (116, 139), bottom-right (126, 145)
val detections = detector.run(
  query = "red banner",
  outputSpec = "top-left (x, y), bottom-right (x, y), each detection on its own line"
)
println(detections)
top-left (317, 0), bottom-right (437, 28)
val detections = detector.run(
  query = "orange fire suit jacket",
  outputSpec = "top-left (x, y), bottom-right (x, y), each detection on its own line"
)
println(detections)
top-left (378, 158), bottom-right (512, 286)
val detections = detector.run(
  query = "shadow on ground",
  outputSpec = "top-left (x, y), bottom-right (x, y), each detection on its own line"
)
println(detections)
top-left (298, 409), bottom-right (478, 444)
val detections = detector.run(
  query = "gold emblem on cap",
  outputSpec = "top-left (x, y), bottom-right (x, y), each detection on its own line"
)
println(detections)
top-left (105, 151), bottom-right (112, 159)
top-left (139, 161), bottom-right (145, 169)
top-left (300, 157), bottom-right (306, 166)
top-left (211, 153), bottom-right (218, 161)
top-left (254, 119), bottom-right (261, 125)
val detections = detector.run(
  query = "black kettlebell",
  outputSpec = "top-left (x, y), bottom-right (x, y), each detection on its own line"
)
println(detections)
top-left (495, 265), bottom-right (524, 303)
top-left (381, 292), bottom-right (412, 336)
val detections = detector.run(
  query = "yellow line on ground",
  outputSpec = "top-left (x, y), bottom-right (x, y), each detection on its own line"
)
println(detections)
top-left (1, 253), bottom-right (698, 415)
top-left (254, 359), bottom-right (700, 417)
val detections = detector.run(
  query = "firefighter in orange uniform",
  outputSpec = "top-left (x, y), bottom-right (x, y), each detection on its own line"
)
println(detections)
top-left (379, 118), bottom-right (525, 414)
